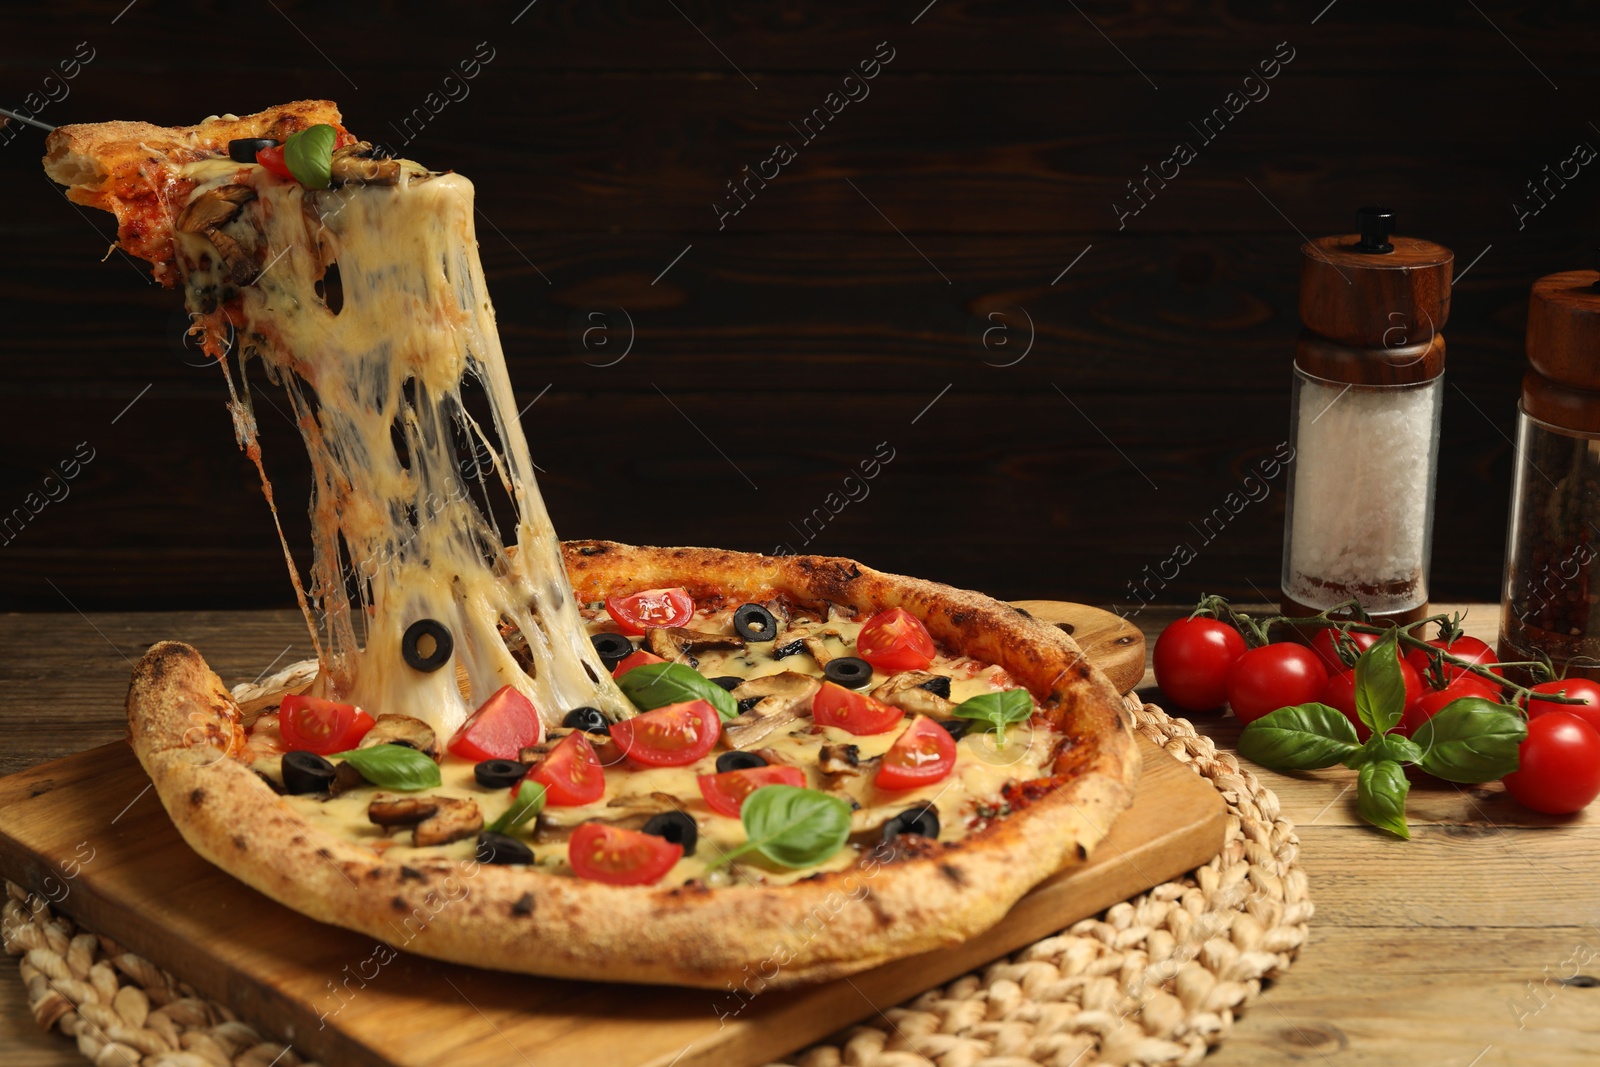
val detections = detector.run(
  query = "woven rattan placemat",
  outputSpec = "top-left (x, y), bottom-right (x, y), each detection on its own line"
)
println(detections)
top-left (4, 697), bottom-right (1310, 1067)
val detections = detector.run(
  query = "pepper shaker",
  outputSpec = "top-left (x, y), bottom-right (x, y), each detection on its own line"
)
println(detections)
top-left (1498, 259), bottom-right (1600, 679)
top-left (1281, 208), bottom-right (1452, 625)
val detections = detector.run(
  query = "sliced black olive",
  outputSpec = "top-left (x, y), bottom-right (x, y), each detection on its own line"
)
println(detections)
top-left (736, 696), bottom-right (763, 714)
top-left (282, 750), bottom-right (336, 795)
top-left (710, 675), bottom-right (743, 691)
top-left (824, 657), bottom-right (874, 689)
top-left (401, 618), bottom-right (453, 672)
top-left (590, 631), bottom-right (633, 670)
top-left (641, 810), bottom-right (698, 856)
top-left (475, 832), bottom-right (535, 866)
top-left (228, 137), bottom-right (279, 164)
top-left (773, 640), bottom-right (807, 659)
top-left (917, 676), bottom-right (953, 699)
top-left (935, 718), bottom-right (970, 741)
top-left (881, 803), bottom-right (940, 843)
top-left (715, 751), bottom-right (768, 773)
top-left (474, 759), bottom-right (527, 790)
top-left (562, 706), bottom-right (610, 734)
top-left (733, 603), bottom-right (779, 643)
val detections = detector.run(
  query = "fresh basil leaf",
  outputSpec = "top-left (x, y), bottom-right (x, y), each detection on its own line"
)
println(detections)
top-left (1413, 698), bottom-right (1527, 783)
top-left (330, 744), bottom-right (441, 791)
top-left (619, 662), bottom-right (737, 720)
top-left (284, 124), bottom-right (338, 189)
top-left (951, 689), bottom-right (1034, 745)
top-left (1354, 629), bottom-right (1405, 735)
top-left (1237, 703), bottom-right (1362, 770)
top-left (1344, 732), bottom-right (1423, 769)
top-left (1357, 759), bottom-right (1411, 839)
top-left (714, 785), bottom-right (851, 869)
top-left (485, 781), bottom-right (545, 836)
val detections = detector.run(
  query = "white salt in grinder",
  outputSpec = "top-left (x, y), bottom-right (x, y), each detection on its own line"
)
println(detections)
top-left (1280, 207), bottom-right (1452, 626)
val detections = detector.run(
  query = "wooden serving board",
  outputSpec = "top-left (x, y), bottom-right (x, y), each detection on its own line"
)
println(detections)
top-left (0, 603), bottom-right (1222, 1067)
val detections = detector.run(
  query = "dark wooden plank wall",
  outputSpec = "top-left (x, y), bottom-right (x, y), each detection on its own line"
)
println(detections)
top-left (2, 1), bottom-right (1596, 613)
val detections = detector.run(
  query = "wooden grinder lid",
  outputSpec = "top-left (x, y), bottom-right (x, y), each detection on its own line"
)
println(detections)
top-left (1523, 264), bottom-right (1600, 432)
top-left (1297, 208), bottom-right (1453, 383)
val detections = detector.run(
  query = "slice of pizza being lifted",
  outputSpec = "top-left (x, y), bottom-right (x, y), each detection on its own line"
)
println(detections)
top-left (42, 102), bottom-right (1140, 989)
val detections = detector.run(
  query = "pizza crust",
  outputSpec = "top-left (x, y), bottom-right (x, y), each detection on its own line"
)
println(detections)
top-left (126, 542), bottom-right (1139, 989)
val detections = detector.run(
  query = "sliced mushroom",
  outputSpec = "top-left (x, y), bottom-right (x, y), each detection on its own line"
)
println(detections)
top-left (358, 714), bottom-right (441, 760)
top-left (873, 671), bottom-right (957, 718)
top-left (176, 183), bottom-right (256, 234)
top-left (367, 794), bottom-right (439, 827)
top-left (723, 672), bottom-right (821, 750)
top-left (329, 142), bottom-right (402, 185)
top-left (605, 790), bottom-right (685, 814)
top-left (645, 627), bottom-right (745, 663)
top-left (329, 760), bottom-right (367, 797)
top-left (817, 743), bottom-right (861, 777)
top-left (206, 229), bottom-right (257, 285)
top-left (413, 796), bottom-right (483, 847)
top-left (532, 810), bottom-right (650, 844)
top-left (773, 621), bottom-right (849, 667)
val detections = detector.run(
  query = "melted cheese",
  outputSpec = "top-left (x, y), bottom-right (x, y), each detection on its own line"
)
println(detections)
top-left (174, 156), bottom-right (627, 737)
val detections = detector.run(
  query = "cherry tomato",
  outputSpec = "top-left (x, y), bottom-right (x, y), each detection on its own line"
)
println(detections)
top-left (1309, 629), bottom-right (1379, 675)
top-left (605, 588), bottom-right (695, 635)
top-left (1502, 712), bottom-right (1600, 815)
top-left (611, 649), bottom-right (666, 678)
top-left (610, 699), bottom-right (721, 767)
top-left (812, 681), bottom-right (904, 735)
top-left (1322, 656), bottom-right (1425, 740)
top-left (1404, 635), bottom-right (1501, 687)
top-left (1226, 644), bottom-right (1328, 725)
top-left (332, 125), bottom-right (358, 149)
top-left (567, 822), bottom-right (682, 885)
top-left (1524, 678), bottom-right (1600, 736)
top-left (255, 144), bottom-right (294, 180)
top-left (875, 716), bottom-right (958, 790)
top-left (1152, 616), bottom-right (1247, 711)
top-left (1400, 675), bottom-right (1500, 738)
top-left (525, 731), bottom-right (605, 806)
top-left (697, 765), bottom-right (806, 817)
top-left (278, 694), bottom-right (376, 755)
top-left (855, 607), bottom-right (937, 672)
top-left (447, 685), bottom-right (543, 762)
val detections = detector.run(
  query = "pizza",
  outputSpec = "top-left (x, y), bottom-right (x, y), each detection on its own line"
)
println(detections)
top-left (45, 102), bottom-right (1139, 989)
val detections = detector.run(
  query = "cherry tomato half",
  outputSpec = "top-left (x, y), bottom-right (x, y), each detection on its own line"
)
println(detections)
top-left (567, 822), bottom-right (682, 885)
top-left (697, 765), bottom-right (806, 817)
top-left (255, 144), bottom-right (294, 180)
top-left (1404, 635), bottom-right (1501, 687)
top-left (1309, 629), bottom-right (1379, 675)
top-left (1152, 616), bottom-right (1247, 711)
top-left (812, 681), bottom-right (904, 735)
top-left (447, 685), bottom-right (543, 762)
top-left (1400, 675), bottom-right (1499, 738)
top-left (278, 694), bottom-right (376, 755)
top-left (1322, 656), bottom-right (1424, 741)
top-left (855, 607), bottom-right (936, 672)
top-left (1525, 678), bottom-right (1600, 736)
top-left (525, 731), bottom-right (605, 806)
top-left (610, 699), bottom-right (721, 767)
top-left (875, 716), bottom-right (958, 790)
top-left (1226, 644), bottom-right (1328, 726)
top-left (611, 649), bottom-right (666, 679)
top-left (1502, 711), bottom-right (1600, 815)
top-left (605, 588), bottom-right (695, 635)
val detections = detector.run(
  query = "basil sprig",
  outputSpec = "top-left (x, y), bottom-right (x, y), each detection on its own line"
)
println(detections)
top-left (283, 123), bottom-right (338, 189)
top-left (951, 689), bottom-right (1034, 745)
top-left (485, 782), bottom-right (546, 836)
top-left (330, 744), bottom-right (441, 791)
top-left (1237, 631), bottom-right (1525, 839)
top-left (710, 785), bottom-right (851, 870)
top-left (619, 662), bottom-right (737, 721)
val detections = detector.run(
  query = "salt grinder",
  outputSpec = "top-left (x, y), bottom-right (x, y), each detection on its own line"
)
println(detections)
top-left (1498, 257), bottom-right (1600, 679)
top-left (1281, 208), bottom-right (1452, 625)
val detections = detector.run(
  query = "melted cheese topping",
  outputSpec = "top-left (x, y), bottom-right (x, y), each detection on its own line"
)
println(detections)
top-left (174, 155), bottom-right (626, 737)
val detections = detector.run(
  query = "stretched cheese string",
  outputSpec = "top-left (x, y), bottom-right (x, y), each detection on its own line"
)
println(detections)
top-left (179, 159), bottom-right (629, 736)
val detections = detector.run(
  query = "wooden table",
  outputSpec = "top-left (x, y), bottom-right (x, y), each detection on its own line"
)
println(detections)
top-left (2, 605), bottom-right (1596, 1066)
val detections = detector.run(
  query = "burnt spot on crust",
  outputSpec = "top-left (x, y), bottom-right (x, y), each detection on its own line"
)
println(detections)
top-left (317, 848), bottom-right (334, 860)
top-left (859, 887), bottom-right (893, 927)
top-left (511, 892), bottom-right (535, 917)
top-left (1014, 606), bottom-right (1033, 618)
top-left (391, 896), bottom-right (410, 913)
top-left (666, 882), bottom-right (713, 897)
top-left (290, 835), bottom-right (306, 847)
top-left (939, 863), bottom-right (966, 887)
top-left (578, 544), bottom-right (608, 556)
top-left (399, 866), bottom-right (425, 882)
top-left (188, 788), bottom-right (206, 807)
top-left (1077, 843), bottom-right (1090, 861)
top-left (231, 834), bottom-right (248, 851)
